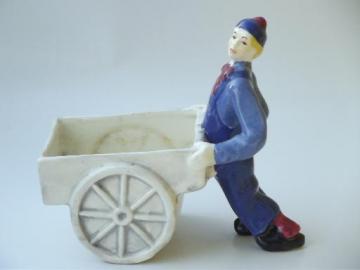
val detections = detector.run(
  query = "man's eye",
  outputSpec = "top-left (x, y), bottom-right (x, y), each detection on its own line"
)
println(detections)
top-left (242, 41), bottom-right (247, 45)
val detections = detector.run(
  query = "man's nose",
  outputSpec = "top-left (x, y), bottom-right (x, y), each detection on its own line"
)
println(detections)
top-left (233, 38), bottom-right (241, 47)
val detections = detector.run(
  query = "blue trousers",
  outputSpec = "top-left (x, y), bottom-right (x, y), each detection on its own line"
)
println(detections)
top-left (215, 158), bottom-right (280, 236)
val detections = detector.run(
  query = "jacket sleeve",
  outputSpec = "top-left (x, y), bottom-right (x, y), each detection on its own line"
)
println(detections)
top-left (214, 78), bottom-right (267, 165)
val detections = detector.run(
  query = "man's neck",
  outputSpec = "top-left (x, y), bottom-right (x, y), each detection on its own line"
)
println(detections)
top-left (229, 59), bottom-right (251, 64)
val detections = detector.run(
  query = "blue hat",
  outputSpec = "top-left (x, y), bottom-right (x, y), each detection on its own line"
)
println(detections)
top-left (236, 17), bottom-right (267, 47)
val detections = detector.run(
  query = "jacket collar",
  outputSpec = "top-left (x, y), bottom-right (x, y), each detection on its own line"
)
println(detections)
top-left (231, 60), bottom-right (252, 72)
top-left (229, 61), bottom-right (252, 78)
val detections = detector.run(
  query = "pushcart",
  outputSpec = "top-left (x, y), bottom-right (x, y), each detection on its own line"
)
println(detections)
top-left (38, 106), bottom-right (208, 264)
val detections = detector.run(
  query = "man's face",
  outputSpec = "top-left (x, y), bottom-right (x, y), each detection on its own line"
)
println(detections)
top-left (228, 27), bottom-right (263, 62)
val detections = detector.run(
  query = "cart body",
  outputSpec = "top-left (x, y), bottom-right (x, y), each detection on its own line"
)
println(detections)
top-left (38, 106), bottom-right (207, 264)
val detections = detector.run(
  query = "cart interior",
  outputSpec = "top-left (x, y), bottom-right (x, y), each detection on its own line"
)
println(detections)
top-left (43, 110), bottom-right (198, 157)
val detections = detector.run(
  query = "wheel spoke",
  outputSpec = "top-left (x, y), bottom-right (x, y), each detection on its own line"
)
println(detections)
top-left (129, 223), bottom-right (153, 246)
top-left (90, 222), bottom-right (117, 245)
top-left (133, 213), bottom-right (167, 222)
top-left (79, 210), bottom-right (112, 219)
top-left (130, 189), bottom-right (156, 211)
top-left (120, 174), bottom-right (128, 207)
top-left (117, 225), bottom-right (125, 257)
top-left (92, 184), bottom-right (117, 209)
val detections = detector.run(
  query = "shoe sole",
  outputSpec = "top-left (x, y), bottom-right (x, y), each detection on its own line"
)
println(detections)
top-left (256, 233), bottom-right (305, 252)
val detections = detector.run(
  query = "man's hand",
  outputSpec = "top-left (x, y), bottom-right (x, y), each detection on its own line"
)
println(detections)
top-left (188, 142), bottom-right (216, 178)
top-left (205, 166), bottom-right (216, 178)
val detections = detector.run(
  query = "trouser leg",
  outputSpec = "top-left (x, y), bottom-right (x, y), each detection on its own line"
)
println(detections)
top-left (215, 159), bottom-right (280, 236)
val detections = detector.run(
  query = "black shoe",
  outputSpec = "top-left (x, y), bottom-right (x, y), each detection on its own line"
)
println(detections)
top-left (255, 225), bottom-right (305, 251)
top-left (234, 218), bottom-right (252, 236)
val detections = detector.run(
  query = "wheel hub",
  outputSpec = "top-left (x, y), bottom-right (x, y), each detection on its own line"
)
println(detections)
top-left (113, 207), bottom-right (133, 226)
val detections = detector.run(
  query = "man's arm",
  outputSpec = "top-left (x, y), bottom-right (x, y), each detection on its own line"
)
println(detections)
top-left (214, 78), bottom-right (267, 164)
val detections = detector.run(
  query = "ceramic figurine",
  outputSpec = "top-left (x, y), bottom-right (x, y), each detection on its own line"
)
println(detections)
top-left (195, 17), bottom-right (305, 251)
top-left (38, 17), bottom-right (304, 265)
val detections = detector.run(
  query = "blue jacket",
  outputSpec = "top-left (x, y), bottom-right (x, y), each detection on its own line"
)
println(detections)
top-left (202, 61), bottom-right (269, 165)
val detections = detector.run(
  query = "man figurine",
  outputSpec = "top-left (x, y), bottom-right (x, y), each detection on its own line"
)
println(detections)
top-left (192, 17), bottom-right (305, 251)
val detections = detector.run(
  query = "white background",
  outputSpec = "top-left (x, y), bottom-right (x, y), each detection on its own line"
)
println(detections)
top-left (1, 0), bottom-right (359, 269)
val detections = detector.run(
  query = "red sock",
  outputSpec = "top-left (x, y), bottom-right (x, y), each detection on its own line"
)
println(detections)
top-left (272, 212), bottom-right (301, 238)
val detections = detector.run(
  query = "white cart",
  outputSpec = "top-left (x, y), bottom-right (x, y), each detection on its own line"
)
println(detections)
top-left (38, 106), bottom-right (208, 264)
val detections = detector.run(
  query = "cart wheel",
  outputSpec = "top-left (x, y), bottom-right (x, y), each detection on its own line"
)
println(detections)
top-left (70, 163), bottom-right (176, 264)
